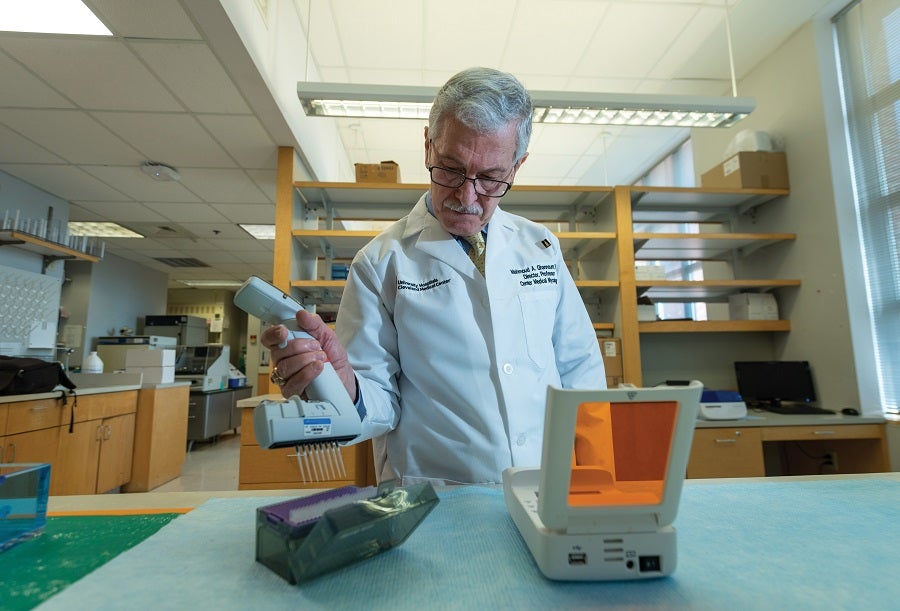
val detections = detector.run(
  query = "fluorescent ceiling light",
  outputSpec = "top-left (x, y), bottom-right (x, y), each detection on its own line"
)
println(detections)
top-left (297, 82), bottom-right (754, 128)
top-left (0, 0), bottom-right (112, 35)
top-left (68, 222), bottom-right (143, 238)
top-left (239, 224), bottom-right (276, 240)
top-left (179, 280), bottom-right (244, 288)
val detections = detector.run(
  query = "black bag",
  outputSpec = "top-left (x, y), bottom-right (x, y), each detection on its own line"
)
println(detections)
top-left (0, 356), bottom-right (77, 396)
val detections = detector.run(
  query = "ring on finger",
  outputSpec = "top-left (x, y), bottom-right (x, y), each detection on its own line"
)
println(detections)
top-left (270, 367), bottom-right (288, 387)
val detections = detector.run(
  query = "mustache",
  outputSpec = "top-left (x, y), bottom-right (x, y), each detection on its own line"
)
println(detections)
top-left (443, 200), bottom-right (483, 215)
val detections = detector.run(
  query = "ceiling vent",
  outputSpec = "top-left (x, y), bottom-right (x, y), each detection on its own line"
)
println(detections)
top-left (125, 223), bottom-right (198, 240)
top-left (153, 257), bottom-right (210, 268)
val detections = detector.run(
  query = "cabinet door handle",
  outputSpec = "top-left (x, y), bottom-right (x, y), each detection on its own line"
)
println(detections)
top-left (813, 430), bottom-right (836, 436)
top-left (104, 425), bottom-right (112, 440)
top-left (96, 425), bottom-right (104, 441)
top-left (714, 438), bottom-right (738, 445)
top-left (8, 442), bottom-right (15, 462)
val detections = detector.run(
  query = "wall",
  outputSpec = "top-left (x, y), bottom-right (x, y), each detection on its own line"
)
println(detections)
top-left (1, 171), bottom-right (69, 358)
top-left (217, 0), bottom-right (351, 182)
top-left (63, 255), bottom-right (168, 368)
top-left (648, 20), bottom-right (861, 411)
top-left (166, 288), bottom-right (244, 374)
top-left (0, 170), bottom-right (68, 278)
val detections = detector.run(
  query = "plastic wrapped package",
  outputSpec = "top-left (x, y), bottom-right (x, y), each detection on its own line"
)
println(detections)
top-left (256, 480), bottom-right (439, 584)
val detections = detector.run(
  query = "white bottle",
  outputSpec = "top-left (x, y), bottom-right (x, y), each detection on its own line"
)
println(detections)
top-left (83, 351), bottom-right (104, 374)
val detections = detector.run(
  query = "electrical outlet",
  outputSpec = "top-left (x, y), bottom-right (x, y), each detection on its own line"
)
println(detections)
top-left (823, 450), bottom-right (839, 471)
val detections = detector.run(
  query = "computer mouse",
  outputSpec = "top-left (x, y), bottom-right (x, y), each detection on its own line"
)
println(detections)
top-left (841, 408), bottom-right (860, 416)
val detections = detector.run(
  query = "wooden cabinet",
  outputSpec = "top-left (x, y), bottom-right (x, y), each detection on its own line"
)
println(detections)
top-left (2, 397), bottom-right (66, 493)
top-left (687, 427), bottom-right (766, 478)
top-left (2, 390), bottom-right (138, 495)
top-left (53, 390), bottom-right (138, 494)
top-left (122, 384), bottom-right (190, 492)
top-left (238, 406), bottom-right (373, 490)
top-left (687, 421), bottom-right (888, 478)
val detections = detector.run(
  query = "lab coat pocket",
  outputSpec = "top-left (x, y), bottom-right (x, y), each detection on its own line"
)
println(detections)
top-left (518, 291), bottom-right (555, 369)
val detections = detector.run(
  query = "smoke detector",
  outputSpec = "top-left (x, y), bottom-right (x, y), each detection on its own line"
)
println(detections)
top-left (140, 161), bottom-right (181, 182)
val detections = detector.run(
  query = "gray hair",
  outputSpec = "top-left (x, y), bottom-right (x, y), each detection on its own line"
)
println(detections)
top-left (429, 67), bottom-right (533, 164)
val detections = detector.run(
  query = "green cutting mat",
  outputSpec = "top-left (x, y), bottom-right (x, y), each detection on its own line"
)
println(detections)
top-left (0, 513), bottom-right (180, 610)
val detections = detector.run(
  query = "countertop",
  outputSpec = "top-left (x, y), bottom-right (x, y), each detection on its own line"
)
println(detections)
top-left (695, 409), bottom-right (886, 427)
top-left (236, 393), bottom-right (888, 427)
top-left (32, 473), bottom-right (900, 610)
top-left (0, 374), bottom-right (191, 404)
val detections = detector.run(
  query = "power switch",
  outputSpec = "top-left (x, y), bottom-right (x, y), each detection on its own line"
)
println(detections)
top-left (639, 555), bottom-right (662, 572)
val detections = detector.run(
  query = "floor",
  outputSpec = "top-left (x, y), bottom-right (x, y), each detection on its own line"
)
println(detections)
top-left (152, 431), bottom-right (241, 492)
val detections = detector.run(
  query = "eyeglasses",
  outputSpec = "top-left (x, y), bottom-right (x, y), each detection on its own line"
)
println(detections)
top-left (427, 166), bottom-right (512, 198)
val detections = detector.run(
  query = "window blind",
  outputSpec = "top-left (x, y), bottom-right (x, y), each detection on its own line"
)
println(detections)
top-left (834, 0), bottom-right (900, 411)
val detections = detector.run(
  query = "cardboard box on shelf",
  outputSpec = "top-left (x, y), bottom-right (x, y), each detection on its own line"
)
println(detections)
top-left (354, 160), bottom-right (400, 183)
top-left (635, 265), bottom-right (666, 280)
top-left (637, 304), bottom-right (658, 322)
top-left (728, 293), bottom-right (779, 320)
top-left (598, 337), bottom-right (623, 377)
top-left (700, 151), bottom-right (789, 190)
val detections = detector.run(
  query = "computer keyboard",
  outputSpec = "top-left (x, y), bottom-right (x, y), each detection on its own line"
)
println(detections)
top-left (762, 403), bottom-right (835, 415)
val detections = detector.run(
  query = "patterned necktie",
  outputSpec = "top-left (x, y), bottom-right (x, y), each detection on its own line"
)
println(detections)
top-left (464, 232), bottom-right (486, 275)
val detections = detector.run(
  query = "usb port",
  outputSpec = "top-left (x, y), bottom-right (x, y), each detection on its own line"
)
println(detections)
top-left (568, 552), bottom-right (587, 565)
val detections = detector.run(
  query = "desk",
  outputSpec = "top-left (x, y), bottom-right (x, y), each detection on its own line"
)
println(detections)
top-left (689, 412), bottom-right (888, 478)
top-left (22, 474), bottom-right (900, 610)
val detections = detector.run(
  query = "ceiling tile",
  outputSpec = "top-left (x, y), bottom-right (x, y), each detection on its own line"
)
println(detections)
top-left (210, 203), bottom-right (275, 224)
top-left (0, 164), bottom-right (128, 201)
top-left (80, 165), bottom-right (202, 202)
top-left (0, 47), bottom-right (74, 108)
top-left (177, 168), bottom-right (270, 204)
top-left (420, 1), bottom-right (515, 73)
top-left (147, 203), bottom-right (231, 224)
top-left (575, 3), bottom-right (697, 79)
top-left (328, 1), bottom-right (424, 71)
top-left (500, 1), bottom-right (610, 77)
top-left (0, 37), bottom-right (183, 112)
top-left (197, 114), bottom-right (278, 169)
top-left (91, 112), bottom-right (236, 168)
top-left (130, 41), bottom-right (252, 114)
top-left (69, 201), bottom-right (168, 223)
top-left (0, 125), bottom-right (64, 164)
top-left (0, 109), bottom-right (143, 164)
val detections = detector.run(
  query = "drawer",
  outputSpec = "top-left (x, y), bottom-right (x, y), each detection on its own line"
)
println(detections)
top-left (76, 391), bottom-right (139, 422)
top-left (6, 398), bottom-right (66, 434)
top-left (761, 423), bottom-right (884, 442)
top-left (688, 427), bottom-right (765, 478)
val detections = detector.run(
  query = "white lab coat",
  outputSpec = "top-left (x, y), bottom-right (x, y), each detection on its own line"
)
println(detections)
top-left (335, 193), bottom-right (605, 485)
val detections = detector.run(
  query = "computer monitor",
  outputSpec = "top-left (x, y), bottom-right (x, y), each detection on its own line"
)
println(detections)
top-left (734, 360), bottom-right (817, 408)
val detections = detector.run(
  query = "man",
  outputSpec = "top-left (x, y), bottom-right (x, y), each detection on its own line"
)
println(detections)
top-left (263, 67), bottom-right (605, 485)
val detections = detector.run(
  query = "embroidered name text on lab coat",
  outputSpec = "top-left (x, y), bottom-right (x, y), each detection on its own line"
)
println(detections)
top-left (397, 277), bottom-right (451, 292)
top-left (509, 263), bottom-right (558, 286)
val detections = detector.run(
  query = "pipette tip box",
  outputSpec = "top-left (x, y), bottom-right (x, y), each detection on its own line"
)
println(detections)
top-left (0, 463), bottom-right (51, 553)
top-left (255, 480), bottom-right (439, 584)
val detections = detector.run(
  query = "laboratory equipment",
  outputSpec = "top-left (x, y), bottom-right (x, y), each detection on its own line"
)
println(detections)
top-left (233, 277), bottom-right (361, 482)
top-left (503, 382), bottom-right (702, 580)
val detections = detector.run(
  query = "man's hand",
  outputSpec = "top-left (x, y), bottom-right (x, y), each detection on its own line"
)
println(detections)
top-left (261, 309), bottom-right (357, 402)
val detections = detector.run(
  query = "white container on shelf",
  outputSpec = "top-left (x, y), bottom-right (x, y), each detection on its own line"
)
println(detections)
top-left (83, 351), bottom-right (104, 374)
